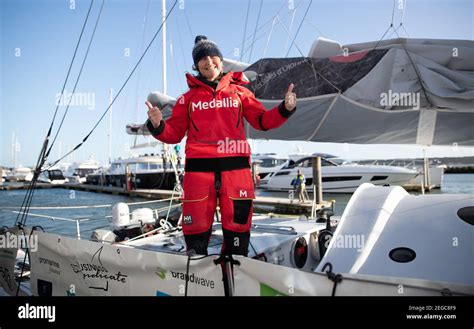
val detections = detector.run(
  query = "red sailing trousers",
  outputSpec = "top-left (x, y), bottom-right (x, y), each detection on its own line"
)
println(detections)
top-left (181, 168), bottom-right (254, 256)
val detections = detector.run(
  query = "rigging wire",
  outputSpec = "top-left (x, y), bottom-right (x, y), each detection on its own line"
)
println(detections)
top-left (183, 6), bottom-right (194, 38)
top-left (284, 6), bottom-right (297, 56)
top-left (371, 0), bottom-right (431, 106)
top-left (175, 11), bottom-right (190, 72)
top-left (399, 0), bottom-right (410, 37)
top-left (45, 0), bottom-right (179, 171)
top-left (46, 0), bottom-right (106, 159)
top-left (250, 2), bottom-right (343, 102)
top-left (247, 0), bottom-right (264, 63)
top-left (224, 0), bottom-right (288, 59)
top-left (133, 0), bottom-right (152, 124)
top-left (285, 0), bottom-right (313, 57)
top-left (237, 0), bottom-right (304, 66)
top-left (304, 20), bottom-right (326, 38)
top-left (48, 0), bottom-right (96, 135)
top-left (275, 15), bottom-right (342, 93)
top-left (15, 0), bottom-right (96, 227)
top-left (248, 2), bottom-right (301, 82)
top-left (240, 0), bottom-right (252, 62)
top-left (169, 26), bottom-right (185, 91)
top-left (373, 0), bottom-right (397, 50)
top-left (21, 0), bottom-right (179, 230)
top-left (262, 16), bottom-right (277, 59)
top-left (393, 28), bottom-right (433, 107)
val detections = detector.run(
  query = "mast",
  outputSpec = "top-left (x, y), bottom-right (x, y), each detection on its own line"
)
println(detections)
top-left (11, 131), bottom-right (16, 168)
top-left (108, 88), bottom-right (113, 164)
top-left (162, 0), bottom-right (167, 94)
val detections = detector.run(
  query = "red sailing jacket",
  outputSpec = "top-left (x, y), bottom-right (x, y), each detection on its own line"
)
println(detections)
top-left (147, 71), bottom-right (294, 159)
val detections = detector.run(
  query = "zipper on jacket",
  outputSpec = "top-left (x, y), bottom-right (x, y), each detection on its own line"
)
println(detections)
top-left (187, 101), bottom-right (200, 132)
top-left (191, 119), bottom-right (200, 132)
top-left (235, 95), bottom-right (242, 128)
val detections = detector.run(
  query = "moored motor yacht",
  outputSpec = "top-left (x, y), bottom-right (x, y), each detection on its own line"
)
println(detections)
top-left (260, 155), bottom-right (418, 193)
top-left (252, 153), bottom-right (289, 180)
top-left (5, 167), bottom-right (34, 182)
top-left (86, 154), bottom-right (179, 190)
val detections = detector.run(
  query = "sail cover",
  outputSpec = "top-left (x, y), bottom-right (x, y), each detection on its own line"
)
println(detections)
top-left (134, 38), bottom-right (474, 146)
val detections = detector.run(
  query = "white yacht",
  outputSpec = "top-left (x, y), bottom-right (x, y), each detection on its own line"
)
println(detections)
top-left (38, 169), bottom-right (68, 185)
top-left (5, 167), bottom-right (34, 182)
top-left (259, 155), bottom-right (418, 193)
top-left (0, 167), bottom-right (6, 183)
top-left (63, 158), bottom-right (101, 183)
top-left (252, 153), bottom-right (289, 180)
top-left (86, 154), bottom-right (179, 190)
top-left (357, 158), bottom-right (445, 188)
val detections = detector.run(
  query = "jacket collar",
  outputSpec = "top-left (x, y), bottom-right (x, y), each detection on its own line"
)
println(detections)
top-left (185, 71), bottom-right (248, 92)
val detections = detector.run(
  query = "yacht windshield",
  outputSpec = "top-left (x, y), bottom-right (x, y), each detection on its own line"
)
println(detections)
top-left (259, 158), bottom-right (288, 168)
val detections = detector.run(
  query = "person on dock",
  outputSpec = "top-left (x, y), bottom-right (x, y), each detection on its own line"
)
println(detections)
top-left (145, 35), bottom-right (297, 256)
top-left (291, 170), bottom-right (307, 203)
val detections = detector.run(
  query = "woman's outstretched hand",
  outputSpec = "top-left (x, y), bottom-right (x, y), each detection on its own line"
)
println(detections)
top-left (146, 101), bottom-right (163, 128)
top-left (285, 83), bottom-right (297, 111)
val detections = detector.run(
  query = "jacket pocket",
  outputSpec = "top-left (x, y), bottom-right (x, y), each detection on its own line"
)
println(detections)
top-left (226, 187), bottom-right (255, 225)
top-left (181, 187), bottom-right (210, 231)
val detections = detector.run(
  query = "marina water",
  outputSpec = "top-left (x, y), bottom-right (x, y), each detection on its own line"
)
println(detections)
top-left (1, 173), bottom-right (472, 238)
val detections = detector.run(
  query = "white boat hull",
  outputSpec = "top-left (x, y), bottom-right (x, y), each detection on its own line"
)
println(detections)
top-left (260, 164), bottom-right (418, 193)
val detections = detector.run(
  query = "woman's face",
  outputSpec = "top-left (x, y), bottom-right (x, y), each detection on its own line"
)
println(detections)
top-left (197, 55), bottom-right (223, 81)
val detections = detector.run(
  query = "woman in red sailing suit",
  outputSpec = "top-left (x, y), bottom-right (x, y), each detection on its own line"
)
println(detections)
top-left (146, 35), bottom-right (297, 256)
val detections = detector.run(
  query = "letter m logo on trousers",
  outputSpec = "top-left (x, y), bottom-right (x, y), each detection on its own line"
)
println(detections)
top-left (239, 190), bottom-right (247, 197)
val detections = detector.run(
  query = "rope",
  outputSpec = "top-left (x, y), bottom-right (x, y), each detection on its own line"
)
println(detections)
top-left (15, 226), bottom-right (41, 296)
top-left (184, 253), bottom-right (221, 296)
top-left (321, 262), bottom-right (343, 296)
top-left (184, 252), bottom-right (192, 296)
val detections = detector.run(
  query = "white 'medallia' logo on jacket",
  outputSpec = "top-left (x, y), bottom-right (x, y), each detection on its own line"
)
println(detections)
top-left (191, 97), bottom-right (239, 111)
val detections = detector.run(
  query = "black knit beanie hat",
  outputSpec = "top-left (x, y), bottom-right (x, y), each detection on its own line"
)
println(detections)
top-left (192, 35), bottom-right (223, 67)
